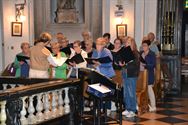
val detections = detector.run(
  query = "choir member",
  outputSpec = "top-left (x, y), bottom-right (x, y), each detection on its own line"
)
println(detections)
top-left (140, 40), bottom-right (156, 112)
top-left (120, 37), bottom-right (140, 118)
top-left (67, 40), bottom-right (88, 78)
top-left (91, 37), bottom-right (115, 113)
top-left (111, 38), bottom-right (123, 86)
top-left (50, 42), bottom-right (67, 79)
top-left (84, 39), bottom-right (94, 58)
top-left (103, 33), bottom-right (114, 50)
top-left (14, 42), bottom-right (30, 77)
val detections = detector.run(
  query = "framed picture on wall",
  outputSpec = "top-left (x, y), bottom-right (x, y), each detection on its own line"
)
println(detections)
top-left (11, 22), bottom-right (22, 37)
top-left (116, 24), bottom-right (127, 39)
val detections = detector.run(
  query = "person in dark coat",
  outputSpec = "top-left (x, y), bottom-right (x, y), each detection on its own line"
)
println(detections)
top-left (140, 40), bottom-right (156, 112)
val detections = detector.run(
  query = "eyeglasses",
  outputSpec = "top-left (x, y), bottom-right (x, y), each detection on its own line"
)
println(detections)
top-left (51, 47), bottom-right (59, 50)
top-left (73, 46), bottom-right (79, 48)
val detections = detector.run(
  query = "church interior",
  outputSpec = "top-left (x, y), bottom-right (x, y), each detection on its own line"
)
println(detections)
top-left (0, 0), bottom-right (188, 125)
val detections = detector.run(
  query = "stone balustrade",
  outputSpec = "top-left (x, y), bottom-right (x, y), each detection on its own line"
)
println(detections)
top-left (0, 78), bottom-right (81, 125)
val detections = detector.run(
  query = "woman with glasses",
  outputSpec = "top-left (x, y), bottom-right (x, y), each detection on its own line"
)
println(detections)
top-left (140, 40), bottom-right (156, 112)
top-left (14, 42), bottom-right (30, 77)
top-left (84, 39), bottom-right (94, 58)
top-left (68, 40), bottom-right (88, 78)
top-left (50, 42), bottom-right (67, 79)
top-left (91, 37), bottom-right (115, 114)
top-left (111, 38), bottom-right (123, 86)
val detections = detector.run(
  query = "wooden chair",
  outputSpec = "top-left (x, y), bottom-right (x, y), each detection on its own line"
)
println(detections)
top-left (181, 57), bottom-right (188, 76)
top-left (136, 70), bottom-right (149, 115)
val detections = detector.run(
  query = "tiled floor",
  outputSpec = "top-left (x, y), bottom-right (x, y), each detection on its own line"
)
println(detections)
top-left (117, 96), bottom-right (188, 125)
top-left (81, 96), bottom-right (188, 125)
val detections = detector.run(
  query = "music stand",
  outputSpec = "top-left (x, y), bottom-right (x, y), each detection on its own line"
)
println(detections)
top-left (79, 68), bottom-right (123, 125)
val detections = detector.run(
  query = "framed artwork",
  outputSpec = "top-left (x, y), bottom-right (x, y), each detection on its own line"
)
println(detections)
top-left (116, 24), bottom-right (127, 38)
top-left (11, 22), bottom-right (22, 37)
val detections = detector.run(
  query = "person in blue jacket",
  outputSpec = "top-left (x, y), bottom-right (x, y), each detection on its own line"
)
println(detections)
top-left (92, 37), bottom-right (115, 78)
top-left (91, 37), bottom-right (115, 114)
top-left (140, 40), bottom-right (156, 112)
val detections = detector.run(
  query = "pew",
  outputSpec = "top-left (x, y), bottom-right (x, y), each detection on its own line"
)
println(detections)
top-left (160, 62), bottom-right (173, 98)
top-left (0, 77), bottom-right (82, 125)
top-left (153, 59), bottom-right (163, 101)
top-left (136, 70), bottom-right (149, 115)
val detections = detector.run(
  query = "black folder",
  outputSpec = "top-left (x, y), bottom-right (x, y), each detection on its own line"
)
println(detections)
top-left (85, 56), bottom-right (112, 64)
top-left (115, 46), bottom-right (135, 63)
top-left (60, 47), bottom-right (72, 55)
top-left (66, 54), bottom-right (85, 64)
top-left (16, 55), bottom-right (30, 63)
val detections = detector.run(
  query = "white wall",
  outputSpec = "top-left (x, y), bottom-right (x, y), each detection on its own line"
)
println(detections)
top-left (102, 0), bottom-right (158, 47)
top-left (134, 0), bottom-right (157, 47)
top-left (0, 0), bottom-right (4, 72)
top-left (102, 0), bottom-right (135, 42)
top-left (2, 0), bottom-right (34, 68)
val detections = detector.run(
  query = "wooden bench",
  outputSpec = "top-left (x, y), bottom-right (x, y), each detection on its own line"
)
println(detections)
top-left (153, 60), bottom-right (163, 101)
top-left (136, 70), bottom-right (149, 115)
top-left (160, 62), bottom-right (173, 98)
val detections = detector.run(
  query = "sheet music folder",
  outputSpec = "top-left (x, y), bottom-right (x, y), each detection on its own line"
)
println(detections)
top-left (60, 47), bottom-right (71, 55)
top-left (66, 54), bottom-right (85, 64)
top-left (16, 55), bottom-right (30, 63)
top-left (85, 56), bottom-right (112, 64)
top-left (79, 68), bottom-right (116, 98)
top-left (115, 46), bottom-right (135, 63)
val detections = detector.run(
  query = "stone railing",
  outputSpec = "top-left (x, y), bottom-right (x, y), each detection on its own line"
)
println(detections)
top-left (0, 78), bottom-right (81, 125)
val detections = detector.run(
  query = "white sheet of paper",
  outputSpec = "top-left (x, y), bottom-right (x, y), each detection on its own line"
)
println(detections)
top-left (88, 83), bottom-right (111, 94)
top-left (47, 54), bottom-right (67, 66)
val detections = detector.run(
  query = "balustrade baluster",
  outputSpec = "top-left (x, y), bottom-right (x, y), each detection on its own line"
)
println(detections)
top-left (36, 93), bottom-right (44, 122)
top-left (44, 92), bottom-right (50, 119)
top-left (28, 95), bottom-right (36, 124)
top-left (58, 89), bottom-right (64, 115)
top-left (10, 84), bottom-right (16, 88)
top-left (51, 91), bottom-right (58, 117)
top-left (64, 88), bottom-right (70, 114)
top-left (20, 96), bottom-right (28, 125)
top-left (2, 84), bottom-right (7, 90)
top-left (0, 101), bottom-right (7, 125)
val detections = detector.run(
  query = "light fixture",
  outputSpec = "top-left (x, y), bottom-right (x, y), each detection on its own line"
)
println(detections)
top-left (15, 0), bottom-right (26, 22)
top-left (115, 0), bottom-right (124, 22)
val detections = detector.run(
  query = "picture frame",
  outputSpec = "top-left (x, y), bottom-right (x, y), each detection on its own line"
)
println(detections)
top-left (116, 24), bottom-right (127, 38)
top-left (11, 22), bottom-right (22, 37)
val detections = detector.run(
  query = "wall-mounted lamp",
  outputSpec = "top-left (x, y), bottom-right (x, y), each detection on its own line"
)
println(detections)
top-left (115, 0), bottom-right (124, 24)
top-left (15, 0), bottom-right (26, 22)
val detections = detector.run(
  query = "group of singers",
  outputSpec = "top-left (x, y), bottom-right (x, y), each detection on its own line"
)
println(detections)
top-left (13, 31), bottom-right (160, 118)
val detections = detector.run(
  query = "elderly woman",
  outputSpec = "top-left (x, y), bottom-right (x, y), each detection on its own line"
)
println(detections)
top-left (68, 40), bottom-right (88, 78)
top-left (84, 39), bottom-right (94, 58)
top-left (92, 37), bottom-right (115, 78)
top-left (91, 37), bottom-right (115, 113)
top-left (50, 42), bottom-right (67, 79)
top-left (14, 42), bottom-right (30, 77)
